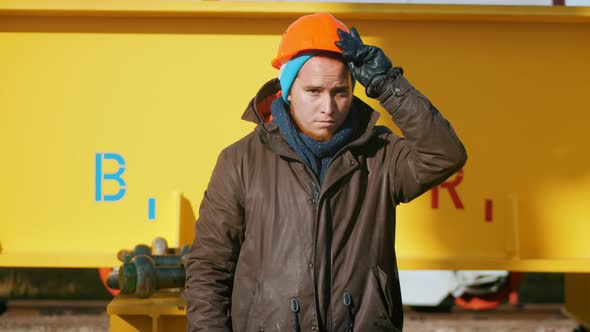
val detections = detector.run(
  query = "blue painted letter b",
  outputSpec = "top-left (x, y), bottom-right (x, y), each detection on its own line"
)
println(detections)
top-left (95, 153), bottom-right (127, 202)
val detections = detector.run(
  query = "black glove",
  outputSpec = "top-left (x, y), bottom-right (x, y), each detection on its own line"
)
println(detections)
top-left (336, 27), bottom-right (396, 98)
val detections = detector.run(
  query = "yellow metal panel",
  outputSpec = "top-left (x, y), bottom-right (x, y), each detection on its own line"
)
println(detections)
top-left (1, 2), bottom-right (589, 271)
top-left (0, 15), bottom-right (265, 266)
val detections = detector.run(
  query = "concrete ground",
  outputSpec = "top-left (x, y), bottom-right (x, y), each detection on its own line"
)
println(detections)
top-left (0, 302), bottom-right (582, 332)
top-left (404, 304), bottom-right (580, 332)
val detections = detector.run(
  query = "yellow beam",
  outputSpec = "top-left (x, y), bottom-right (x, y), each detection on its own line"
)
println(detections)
top-left (1, 0), bottom-right (590, 23)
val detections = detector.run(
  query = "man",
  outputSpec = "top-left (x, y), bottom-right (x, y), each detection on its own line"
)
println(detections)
top-left (185, 12), bottom-right (466, 332)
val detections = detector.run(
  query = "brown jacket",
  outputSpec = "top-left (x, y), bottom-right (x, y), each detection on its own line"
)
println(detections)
top-left (185, 75), bottom-right (467, 332)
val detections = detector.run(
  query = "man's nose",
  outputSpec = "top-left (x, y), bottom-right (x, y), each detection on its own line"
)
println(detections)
top-left (320, 94), bottom-right (337, 115)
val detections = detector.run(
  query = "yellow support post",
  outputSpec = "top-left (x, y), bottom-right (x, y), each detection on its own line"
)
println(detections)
top-left (565, 273), bottom-right (590, 329)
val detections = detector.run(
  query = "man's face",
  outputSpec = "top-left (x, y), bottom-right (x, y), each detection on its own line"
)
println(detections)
top-left (287, 55), bottom-right (353, 142)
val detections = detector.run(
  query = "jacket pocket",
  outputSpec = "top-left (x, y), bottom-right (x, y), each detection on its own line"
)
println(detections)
top-left (370, 266), bottom-right (396, 331)
top-left (354, 267), bottom-right (397, 331)
top-left (373, 266), bottom-right (395, 320)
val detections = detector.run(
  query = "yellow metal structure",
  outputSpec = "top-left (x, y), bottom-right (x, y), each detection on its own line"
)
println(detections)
top-left (1, 1), bottom-right (589, 273)
top-left (106, 273), bottom-right (590, 332)
top-left (565, 273), bottom-right (590, 329)
top-left (3, 1), bottom-right (589, 330)
top-left (108, 292), bottom-right (186, 332)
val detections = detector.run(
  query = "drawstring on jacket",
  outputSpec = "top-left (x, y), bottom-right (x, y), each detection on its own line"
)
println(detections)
top-left (343, 291), bottom-right (355, 332)
top-left (290, 297), bottom-right (301, 332)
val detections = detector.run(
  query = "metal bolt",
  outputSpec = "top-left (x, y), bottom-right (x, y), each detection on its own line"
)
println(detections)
top-left (106, 267), bottom-right (120, 289)
top-left (117, 243), bottom-right (190, 266)
top-left (151, 237), bottom-right (168, 255)
top-left (118, 255), bottom-right (185, 298)
top-left (134, 244), bottom-right (151, 256)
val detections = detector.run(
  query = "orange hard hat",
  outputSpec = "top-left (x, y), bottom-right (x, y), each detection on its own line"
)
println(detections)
top-left (272, 13), bottom-right (350, 69)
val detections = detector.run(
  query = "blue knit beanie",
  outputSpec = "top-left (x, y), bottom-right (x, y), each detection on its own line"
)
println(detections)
top-left (278, 53), bottom-right (317, 105)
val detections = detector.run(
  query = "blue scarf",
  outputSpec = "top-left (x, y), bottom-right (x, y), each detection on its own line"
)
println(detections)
top-left (271, 98), bottom-right (356, 184)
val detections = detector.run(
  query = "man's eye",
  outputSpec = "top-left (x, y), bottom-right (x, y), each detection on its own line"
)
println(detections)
top-left (335, 90), bottom-right (350, 97)
top-left (307, 89), bottom-right (320, 94)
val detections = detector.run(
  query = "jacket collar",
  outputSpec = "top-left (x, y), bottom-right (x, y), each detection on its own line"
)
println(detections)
top-left (241, 78), bottom-right (381, 154)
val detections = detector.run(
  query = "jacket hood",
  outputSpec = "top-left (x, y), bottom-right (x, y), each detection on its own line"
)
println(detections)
top-left (241, 78), bottom-right (381, 144)
top-left (241, 78), bottom-right (282, 125)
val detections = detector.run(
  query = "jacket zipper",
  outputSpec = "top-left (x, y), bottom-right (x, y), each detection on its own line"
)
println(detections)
top-left (301, 164), bottom-right (322, 331)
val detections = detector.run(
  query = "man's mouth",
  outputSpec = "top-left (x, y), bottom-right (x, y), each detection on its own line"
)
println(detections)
top-left (316, 120), bottom-right (335, 126)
